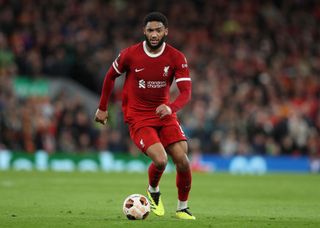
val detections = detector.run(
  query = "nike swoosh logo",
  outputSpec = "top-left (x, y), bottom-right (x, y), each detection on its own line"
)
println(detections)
top-left (135, 68), bottom-right (144, 72)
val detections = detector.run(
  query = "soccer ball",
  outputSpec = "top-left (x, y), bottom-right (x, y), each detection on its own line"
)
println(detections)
top-left (123, 194), bottom-right (150, 220)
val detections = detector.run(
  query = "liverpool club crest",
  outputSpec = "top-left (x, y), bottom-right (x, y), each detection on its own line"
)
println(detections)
top-left (163, 66), bottom-right (169, 76)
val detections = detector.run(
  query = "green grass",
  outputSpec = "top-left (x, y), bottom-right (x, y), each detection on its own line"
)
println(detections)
top-left (0, 171), bottom-right (320, 228)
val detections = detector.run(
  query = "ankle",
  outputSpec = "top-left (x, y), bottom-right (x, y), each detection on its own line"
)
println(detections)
top-left (177, 200), bottom-right (188, 210)
top-left (148, 185), bottom-right (159, 193)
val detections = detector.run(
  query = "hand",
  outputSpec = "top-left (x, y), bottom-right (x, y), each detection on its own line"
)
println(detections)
top-left (156, 104), bottom-right (172, 119)
top-left (94, 109), bottom-right (108, 125)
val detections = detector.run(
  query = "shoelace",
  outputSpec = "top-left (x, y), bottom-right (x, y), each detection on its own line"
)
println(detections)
top-left (177, 207), bottom-right (193, 216)
top-left (150, 192), bottom-right (160, 205)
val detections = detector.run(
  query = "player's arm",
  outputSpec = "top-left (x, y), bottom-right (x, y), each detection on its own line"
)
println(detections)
top-left (168, 52), bottom-right (192, 113)
top-left (95, 66), bottom-right (119, 125)
top-left (156, 80), bottom-right (191, 118)
top-left (156, 53), bottom-right (191, 118)
top-left (168, 80), bottom-right (191, 113)
top-left (95, 51), bottom-right (126, 125)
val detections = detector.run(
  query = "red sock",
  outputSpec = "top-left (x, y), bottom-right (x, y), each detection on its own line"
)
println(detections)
top-left (148, 163), bottom-right (165, 188)
top-left (176, 167), bottom-right (192, 201)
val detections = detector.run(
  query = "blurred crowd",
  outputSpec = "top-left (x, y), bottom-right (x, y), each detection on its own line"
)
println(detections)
top-left (1, 0), bottom-right (320, 158)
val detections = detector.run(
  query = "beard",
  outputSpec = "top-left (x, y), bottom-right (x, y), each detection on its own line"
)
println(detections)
top-left (144, 35), bottom-right (167, 50)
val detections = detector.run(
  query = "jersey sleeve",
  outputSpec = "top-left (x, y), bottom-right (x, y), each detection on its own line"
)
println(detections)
top-left (98, 48), bottom-right (129, 111)
top-left (168, 52), bottom-right (192, 113)
top-left (112, 48), bottom-right (130, 74)
top-left (174, 52), bottom-right (191, 83)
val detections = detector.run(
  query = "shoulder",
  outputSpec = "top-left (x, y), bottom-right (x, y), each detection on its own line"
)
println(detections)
top-left (117, 42), bottom-right (142, 65)
top-left (122, 42), bottom-right (143, 56)
top-left (165, 44), bottom-right (187, 63)
top-left (166, 44), bottom-right (184, 55)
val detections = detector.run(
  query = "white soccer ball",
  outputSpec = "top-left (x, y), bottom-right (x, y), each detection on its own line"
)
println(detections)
top-left (123, 194), bottom-right (150, 220)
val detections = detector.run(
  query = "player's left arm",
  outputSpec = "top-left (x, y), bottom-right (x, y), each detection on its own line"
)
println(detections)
top-left (168, 53), bottom-right (191, 113)
top-left (155, 81), bottom-right (191, 118)
top-left (156, 52), bottom-right (191, 118)
top-left (168, 80), bottom-right (191, 113)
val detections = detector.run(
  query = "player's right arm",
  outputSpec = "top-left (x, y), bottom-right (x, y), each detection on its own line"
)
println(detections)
top-left (94, 66), bottom-right (118, 125)
top-left (95, 50), bottom-right (128, 125)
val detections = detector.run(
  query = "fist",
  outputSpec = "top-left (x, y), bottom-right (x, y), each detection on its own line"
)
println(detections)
top-left (156, 104), bottom-right (172, 119)
top-left (94, 109), bottom-right (108, 125)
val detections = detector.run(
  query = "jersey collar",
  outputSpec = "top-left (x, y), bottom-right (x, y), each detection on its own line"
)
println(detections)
top-left (143, 41), bottom-right (166, 58)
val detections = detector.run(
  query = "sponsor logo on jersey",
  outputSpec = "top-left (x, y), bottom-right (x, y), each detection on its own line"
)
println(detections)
top-left (138, 80), bottom-right (167, 89)
top-left (139, 79), bottom-right (146, 88)
top-left (163, 66), bottom-right (170, 76)
top-left (147, 81), bottom-right (167, 88)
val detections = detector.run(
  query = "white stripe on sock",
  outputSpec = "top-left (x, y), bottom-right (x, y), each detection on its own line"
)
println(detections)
top-left (177, 200), bottom-right (188, 210)
top-left (148, 185), bottom-right (159, 193)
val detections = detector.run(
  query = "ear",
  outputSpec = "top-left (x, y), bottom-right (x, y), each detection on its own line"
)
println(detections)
top-left (143, 26), bottom-right (147, 35)
top-left (165, 28), bottom-right (168, 36)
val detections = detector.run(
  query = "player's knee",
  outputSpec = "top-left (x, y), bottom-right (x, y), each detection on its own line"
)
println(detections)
top-left (176, 156), bottom-right (190, 172)
top-left (154, 157), bottom-right (168, 170)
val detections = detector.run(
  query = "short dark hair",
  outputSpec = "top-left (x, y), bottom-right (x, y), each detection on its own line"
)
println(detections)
top-left (143, 12), bottom-right (168, 28)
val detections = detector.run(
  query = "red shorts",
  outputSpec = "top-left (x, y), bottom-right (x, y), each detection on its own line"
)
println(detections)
top-left (129, 117), bottom-right (187, 153)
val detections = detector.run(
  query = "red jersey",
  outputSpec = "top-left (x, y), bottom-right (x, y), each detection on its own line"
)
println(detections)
top-left (98, 41), bottom-right (191, 128)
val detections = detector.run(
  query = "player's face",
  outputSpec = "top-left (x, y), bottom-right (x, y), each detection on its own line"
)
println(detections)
top-left (144, 21), bottom-right (168, 50)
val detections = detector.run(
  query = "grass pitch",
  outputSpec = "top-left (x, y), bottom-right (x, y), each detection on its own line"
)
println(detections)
top-left (0, 171), bottom-right (319, 227)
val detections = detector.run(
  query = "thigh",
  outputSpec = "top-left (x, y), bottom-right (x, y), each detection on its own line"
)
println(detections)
top-left (159, 119), bottom-right (187, 148)
top-left (129, 126), bottom-right (161, 153)
top-left (145, 142), bottom-right (168, 167)
top-left (166, 140), bottom-right (188, 162)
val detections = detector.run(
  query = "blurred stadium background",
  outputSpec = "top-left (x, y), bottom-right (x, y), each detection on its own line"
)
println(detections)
top-left (1, 0), bottom-right (320, 173)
